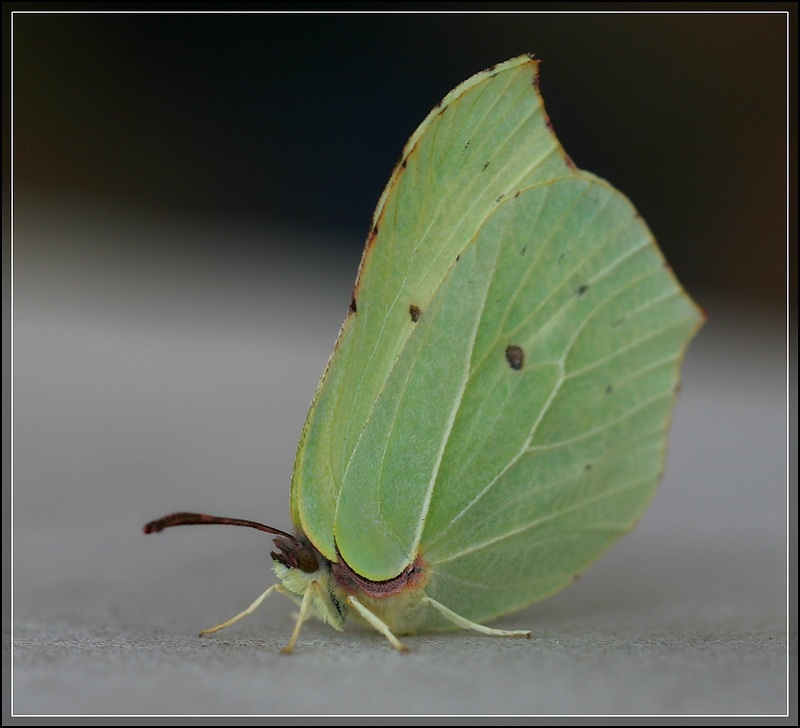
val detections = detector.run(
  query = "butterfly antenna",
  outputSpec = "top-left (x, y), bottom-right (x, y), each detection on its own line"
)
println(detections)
top-left (143, 512), bottom-right (295, 539)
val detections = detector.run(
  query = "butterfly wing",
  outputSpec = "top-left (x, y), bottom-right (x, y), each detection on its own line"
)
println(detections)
top-left (292, 55), bottom-right (703, 626)
top-left (292, 56), bottom-right (573, 567)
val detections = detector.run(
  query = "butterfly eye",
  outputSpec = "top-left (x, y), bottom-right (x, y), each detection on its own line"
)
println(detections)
top-left (296, 547), bottom-right (319, 573)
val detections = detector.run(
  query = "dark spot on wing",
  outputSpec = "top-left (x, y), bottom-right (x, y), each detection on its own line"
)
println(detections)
top-left (605, 385), bottom-right (613, 394)
top-left (359, 223), bottom-right (381, 266)
top-left (400, 159), bottom-right (407, 170)
top-left (612, 318), bottom-right (624, 327)
top-left (456, 254), bottom-right (460, 262)
top-left (585, 463), bottom-right (592, 471)
top-left (520, 244), bottom-right (527, 256)
top-left (577, 284), bottom-right (589, 296)
top-left (505, 345), bottom-right (524, 370)
top-left (463, 140), bottom-right (470, 152)
top-left (496, 193), bottom-right (505, 204)
top-left (349, 295), bottom-right (357, 314)
top-left (558, 253), bottom-right (566, 263)
top-left (409, 304), bottom-right (422, 323)
top-left (482, 161), bottom-right (490, 171)
top-left (564, 154), bottom-right (577, 171)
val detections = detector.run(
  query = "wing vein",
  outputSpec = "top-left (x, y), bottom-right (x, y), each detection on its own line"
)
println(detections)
top-left (435, 474), bottom-right (652, 565)
top-left (410, 208), bottom-right (515, 555)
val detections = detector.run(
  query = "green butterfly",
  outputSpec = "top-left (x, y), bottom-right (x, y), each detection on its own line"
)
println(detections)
top-left (145, 55), bottom-right (704, 652)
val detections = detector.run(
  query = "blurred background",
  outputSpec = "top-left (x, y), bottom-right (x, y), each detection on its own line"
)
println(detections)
top-left (4, 7), bottom-right (794, 716)
top-left (6, 9), bottom-right (792, 308)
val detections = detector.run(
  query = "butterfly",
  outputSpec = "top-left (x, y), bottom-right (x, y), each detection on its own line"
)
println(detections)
top-left (145, 55), bottom-right (704, 652)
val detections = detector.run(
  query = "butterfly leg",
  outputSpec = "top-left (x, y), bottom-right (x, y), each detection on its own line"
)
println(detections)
top-left (346, 596), bottom-right (408, 652)
top-left (280, 583), bottom-right (322, 654)
top-left (423, 597), bottom-right (532, 638)
top-left (199, 583), bottom-right (297, 637)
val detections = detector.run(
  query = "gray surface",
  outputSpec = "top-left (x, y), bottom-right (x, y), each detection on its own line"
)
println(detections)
top-left (5, 198), bottom-right (795, 717)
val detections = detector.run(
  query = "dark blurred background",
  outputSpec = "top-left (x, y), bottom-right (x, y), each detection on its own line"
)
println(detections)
top-left (5, 7), bottom-right (793, 313)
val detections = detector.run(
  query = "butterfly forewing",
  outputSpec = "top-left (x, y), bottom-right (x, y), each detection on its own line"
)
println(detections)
top-left (292, 57), bottom-right (572, 562)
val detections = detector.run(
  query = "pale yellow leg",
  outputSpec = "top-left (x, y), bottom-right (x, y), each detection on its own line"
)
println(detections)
top-left (199, 584), bottom-right (283, 636)
top-left (281, 582), bottom-right (320, 654)
top-left (423, 597), bottom-right (531, 638)
top-left (347, 595), bottom-right (408, 652)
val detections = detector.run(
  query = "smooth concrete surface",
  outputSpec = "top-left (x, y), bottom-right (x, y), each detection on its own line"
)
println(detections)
top-left (4, 198), bottom-right (795, 718)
